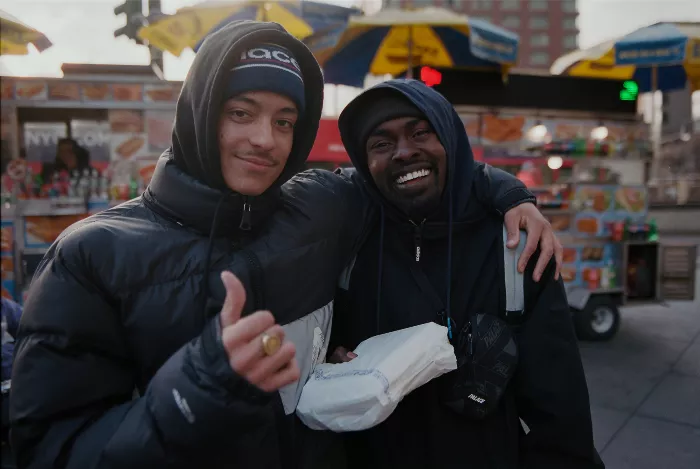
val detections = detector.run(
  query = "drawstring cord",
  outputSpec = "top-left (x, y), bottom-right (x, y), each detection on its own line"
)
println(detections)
top-left (200, 194), bottom-right (229, 319)
top-left (375, 205), bottom-right (385, 334)
top-left (445, 191), bottom-right (454, 340)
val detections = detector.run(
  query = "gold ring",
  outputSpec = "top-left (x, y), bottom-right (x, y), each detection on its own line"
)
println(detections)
top-left (261, 333), bottom-right (281, 356)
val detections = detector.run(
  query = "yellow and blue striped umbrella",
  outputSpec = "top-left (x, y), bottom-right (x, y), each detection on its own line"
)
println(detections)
top-left (551, 22), bottom-right (700, 92)
top-left (0, 9), bottom-right (52, 55)
top-left (138, 0), bottom-right (359, 57)
top-left (305, 7), bottom-right (519, 88)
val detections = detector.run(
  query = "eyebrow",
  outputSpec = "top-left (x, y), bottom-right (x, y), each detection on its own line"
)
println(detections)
top-left (226, 96), bottom-right (298, 115)
top-left (368, 118), bottom-right (429, 139)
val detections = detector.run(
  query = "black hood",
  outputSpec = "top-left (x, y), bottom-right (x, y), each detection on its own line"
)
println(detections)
top-left (338, 79), bottom-right (476, 222)
top-left (145, 21), bottom-right (324, 317)
top-left (338, 79), bottom-right (479, 341)
top-left (171, 20), bottom-right (323, 193)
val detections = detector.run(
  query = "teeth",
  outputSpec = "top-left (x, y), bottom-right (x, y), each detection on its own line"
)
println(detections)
top-left (396, 169), bottom-right (431, 185)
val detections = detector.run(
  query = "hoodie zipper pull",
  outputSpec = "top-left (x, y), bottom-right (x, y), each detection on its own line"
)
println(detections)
top-left (239, 198), bottom-right (252, 231)
top-left (412, 219), bottom-right (425, 262)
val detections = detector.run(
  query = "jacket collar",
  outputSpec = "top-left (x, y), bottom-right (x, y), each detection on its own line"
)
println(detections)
top-left (144, 155), bottom-right (280, 237)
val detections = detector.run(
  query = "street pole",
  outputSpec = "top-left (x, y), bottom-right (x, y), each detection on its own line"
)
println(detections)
top-left (147, 0), bottom-right (164, 79)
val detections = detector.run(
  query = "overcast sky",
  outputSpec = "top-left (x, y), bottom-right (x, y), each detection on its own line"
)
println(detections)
top-left (1, 0), bottom-right (698, 115)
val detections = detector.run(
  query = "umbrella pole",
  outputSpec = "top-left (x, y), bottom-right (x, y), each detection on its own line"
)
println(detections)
top-left (651, 65), bottom-right (661, 181)
top-left (406, 26), bottom-right (414, 79)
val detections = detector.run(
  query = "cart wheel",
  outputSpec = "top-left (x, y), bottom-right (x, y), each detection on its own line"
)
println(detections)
top-left (574, 295), bottom-right (620, 342)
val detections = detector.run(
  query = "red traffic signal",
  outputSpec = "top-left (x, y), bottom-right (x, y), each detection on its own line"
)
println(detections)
top-left (420, 66), bottom-right (442, 87)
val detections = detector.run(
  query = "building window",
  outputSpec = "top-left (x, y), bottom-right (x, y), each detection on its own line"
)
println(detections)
top-left (562, 0), bottom-right (577, 13)
top-left (530, 52), bottom-right (550, 65)
top-left (383, 0), bottom-right (402, 7)
top-left (531, 33), bottom-right (549, 47)
top-left (501, 15), bottom-right (520, 29)
top-left (473, 0), bottom-right (493, 10)
top-left (529, 16), bottom-right (548, 29)
top-left (501, 0), bottom-right (520, 10)
top-left (530, 0), bottom-right (547, 10)
top-left (563, 17), bottom-right (577, 29)
top-left (563, 35), bottom-right (578, 49)
top-left (471, 16), bottom-right (493, 23)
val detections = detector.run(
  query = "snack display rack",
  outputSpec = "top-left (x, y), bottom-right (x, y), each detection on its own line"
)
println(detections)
top-left (532, 164), bottom-right (697, 341)
top-left (458, 109), bottom-right (651, 186)
top-left (1, 71), bottom-right (181, 303)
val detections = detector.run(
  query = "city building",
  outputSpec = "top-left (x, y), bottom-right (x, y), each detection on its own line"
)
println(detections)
top-left (381, 0), bottom-right (580, 69)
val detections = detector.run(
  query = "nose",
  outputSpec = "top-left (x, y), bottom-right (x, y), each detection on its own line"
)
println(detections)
top-left (392, 138), bottom-right (419, 163)
top-left (247, 120), bottom-right (276, 151)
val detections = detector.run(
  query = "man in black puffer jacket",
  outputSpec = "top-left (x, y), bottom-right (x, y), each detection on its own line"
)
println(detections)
top-left (330, 80), bottom-right (603, 469)
top-left (10, 21), bottom-right (558, 469)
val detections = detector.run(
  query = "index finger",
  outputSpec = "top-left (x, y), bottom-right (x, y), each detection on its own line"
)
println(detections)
top-left (533, 234), bottom-right (555, 282)
top-left (518, 223), bottom-right (542, 273)
top-left (553, 238), bottom-right (563, 281)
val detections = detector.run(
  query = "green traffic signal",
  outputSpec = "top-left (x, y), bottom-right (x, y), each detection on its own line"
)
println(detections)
top-left (620, 80), bottom-right (639, 101)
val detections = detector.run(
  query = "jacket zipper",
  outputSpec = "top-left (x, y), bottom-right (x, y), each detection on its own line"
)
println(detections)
top-left (239, 197), bottom-right (252, 231)
top-left (410, 218), bottom-right (427, 262)
top-left (240, 248), bottom-right (265, 310)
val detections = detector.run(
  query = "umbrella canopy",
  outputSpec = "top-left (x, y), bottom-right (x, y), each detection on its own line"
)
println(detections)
top-left (305, 7), bottom-right (519, 88)
top-left (551, 22), bottom-right (700, 92)
top-left (0, 9), bottom-right (52, 55)
top-left (138, 0), bottom-right (360, 57)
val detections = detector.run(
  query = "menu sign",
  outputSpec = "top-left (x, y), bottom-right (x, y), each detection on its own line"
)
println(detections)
top-left (480, 114), bottom-right (525, 148)
top-left (461, 114), bottom-right (480, 146)
top-left (24, 122), bottom-right (68, 163)
top-left (81, 83), bottom-right (112, 102)
top-left (15, 80), bottom-right (47, 100)
top-left (48, 82), bottom-right (81, 100)
top-left (145, 110), bottom-right (174, 153)
top-left (1, 79), bottom-right (14, 99)
top-left (2, 77), bottom-right (184, 106)
top-left (108, 110), bottom-right (147, 161)
top-left (71, 120), bottom-right (111, 163)
top-left (144, 83), bottom-right (180, 103)
top-left (112, 84), bottom-right (143, 102)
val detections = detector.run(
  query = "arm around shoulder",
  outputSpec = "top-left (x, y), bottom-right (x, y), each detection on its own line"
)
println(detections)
top-left (283, 168), bottom-right (375, 262)
top-left (472, 162), bottom-right (536, 215)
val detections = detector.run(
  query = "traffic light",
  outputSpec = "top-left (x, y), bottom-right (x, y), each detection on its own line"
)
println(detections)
top-left (619, 80), bottom-right (639, 101)
top-left (420, 66), bottom-right (442, 87)
top-left (114, 0), bottom-right (144, 44)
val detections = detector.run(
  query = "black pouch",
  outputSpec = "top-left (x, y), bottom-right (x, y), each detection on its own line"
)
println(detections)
top-left (440, 313), bottom-right (518, 420)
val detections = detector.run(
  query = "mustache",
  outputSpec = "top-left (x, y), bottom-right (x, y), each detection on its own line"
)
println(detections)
top-left (387, 158), bottom-right (439, 180)
top-left (235, 151), bottom-right (277, 165)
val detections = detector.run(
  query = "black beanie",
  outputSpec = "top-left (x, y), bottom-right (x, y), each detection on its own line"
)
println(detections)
top-left (354, 91), bottom-right (425, 151)
top-left (225, 43), bottom-right (305, 114)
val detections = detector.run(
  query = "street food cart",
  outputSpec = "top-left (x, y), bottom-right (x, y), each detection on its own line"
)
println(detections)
top-left (1, 65), bottom-right (180, 303)
top-left (532, 163), bottom-right (697, 341)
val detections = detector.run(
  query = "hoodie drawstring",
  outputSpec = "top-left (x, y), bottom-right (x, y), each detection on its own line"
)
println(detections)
top-left (201, 194), bottom-right (229, 319)
top-left (375, 206), bottom-right (386, 334)
top-left (445, 191), bottom-right (454, 340)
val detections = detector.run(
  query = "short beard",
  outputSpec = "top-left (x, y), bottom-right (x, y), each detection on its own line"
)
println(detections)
top-left (397, 194), bottom-right (441, 222)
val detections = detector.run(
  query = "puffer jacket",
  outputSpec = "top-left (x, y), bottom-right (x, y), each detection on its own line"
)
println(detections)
top-left (9, 20), bottom-right (368, 469)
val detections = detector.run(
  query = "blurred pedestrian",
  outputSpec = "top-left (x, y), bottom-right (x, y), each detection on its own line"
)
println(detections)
top-left (40, 138), bottom-right (90, 182)
top-left (1, 297), bottom-right (22, 443)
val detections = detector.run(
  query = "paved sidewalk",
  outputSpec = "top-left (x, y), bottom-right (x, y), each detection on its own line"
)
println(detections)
top-left (580, 249), bottom-right (700, 468)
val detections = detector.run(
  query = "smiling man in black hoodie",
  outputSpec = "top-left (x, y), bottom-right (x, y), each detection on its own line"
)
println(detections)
top-left (10, 21), bottom-right (561, 469)
top-left (330, 80), bottom-right (604, 469)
